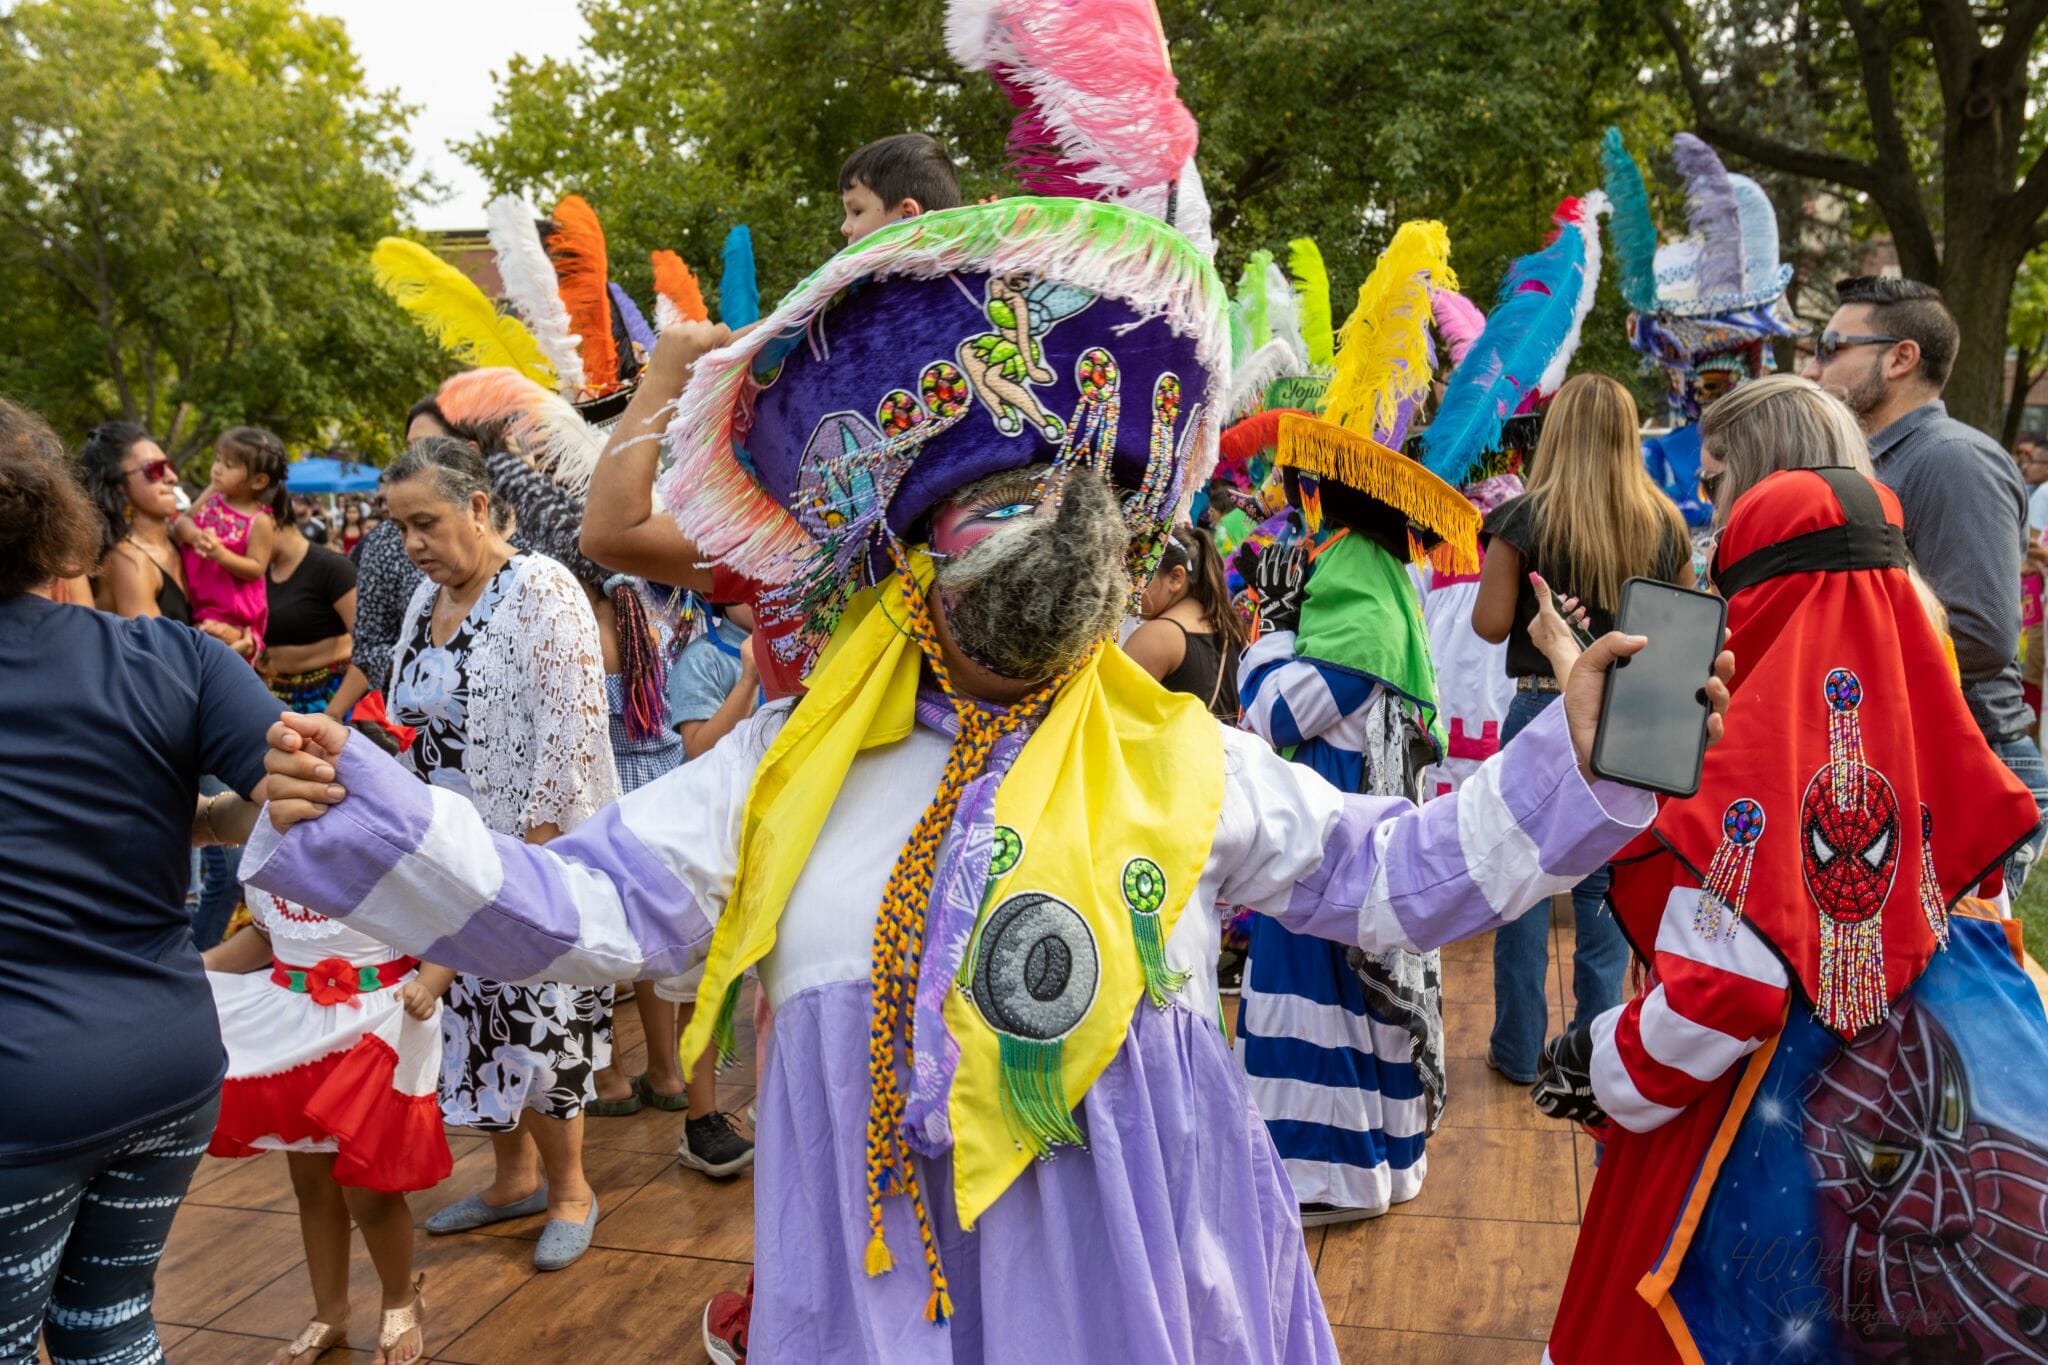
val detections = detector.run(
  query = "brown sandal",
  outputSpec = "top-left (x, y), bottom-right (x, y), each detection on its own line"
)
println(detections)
top-left (375, 1275), bottom-right (427, 1365)
top-left (277, 1317), bottom-right (348, 1362)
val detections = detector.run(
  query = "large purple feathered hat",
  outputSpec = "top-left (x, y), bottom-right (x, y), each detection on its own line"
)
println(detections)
top-left (657, 197), bottom-right (1229, 653)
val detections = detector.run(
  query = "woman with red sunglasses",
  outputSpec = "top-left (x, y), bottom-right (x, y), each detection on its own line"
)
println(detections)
top-left (78, 421), bottom-right (191, 626)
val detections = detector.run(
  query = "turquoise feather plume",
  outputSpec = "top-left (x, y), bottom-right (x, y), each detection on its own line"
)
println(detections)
top-left (1601, 128), bottom-right (1660, 314)
top-left (720, 225), bottom-right (760, 328)
top-left (1418, 220), bottom-right (1594, 485)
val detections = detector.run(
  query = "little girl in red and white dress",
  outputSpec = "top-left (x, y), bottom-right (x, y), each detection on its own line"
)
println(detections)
top-left (203, 884), bottom-right (452, 1365)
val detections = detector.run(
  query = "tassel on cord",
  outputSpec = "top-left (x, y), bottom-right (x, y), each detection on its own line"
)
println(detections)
top-left (1277, 415), bottom-right (1480, 571)
top-left (864, 1227), bottom-right (895, 1276)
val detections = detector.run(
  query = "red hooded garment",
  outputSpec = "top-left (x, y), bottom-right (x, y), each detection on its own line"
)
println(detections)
top-left (1547, 467), bottom-right (2038, 1363)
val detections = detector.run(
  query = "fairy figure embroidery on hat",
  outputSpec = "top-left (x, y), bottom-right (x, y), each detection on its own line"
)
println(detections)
top-left (958, 274), bottom-right (1096, 441)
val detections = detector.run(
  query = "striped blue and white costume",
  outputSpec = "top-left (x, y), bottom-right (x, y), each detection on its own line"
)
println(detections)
top-left (1236, 628), bottom-right (1447, 1215)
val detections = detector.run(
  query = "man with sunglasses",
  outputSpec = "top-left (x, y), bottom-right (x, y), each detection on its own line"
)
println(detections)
top-left (1805, 275), bottom-right (2043, 887)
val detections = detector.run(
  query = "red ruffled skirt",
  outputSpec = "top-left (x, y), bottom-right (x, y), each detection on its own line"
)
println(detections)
top-left (207, 967), bottom-right (451, 1193)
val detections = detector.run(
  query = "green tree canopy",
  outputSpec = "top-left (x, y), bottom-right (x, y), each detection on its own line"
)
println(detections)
top-left (459, 0), bottom-right (1670, 388)
top-left (0, 0), bottom-right (448, 466)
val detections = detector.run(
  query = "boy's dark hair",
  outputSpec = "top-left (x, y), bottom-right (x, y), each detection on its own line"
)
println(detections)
top-left (839, 134), bottom-right (962, 213)
top-left (1832, 276), bottom-right (1960, 390)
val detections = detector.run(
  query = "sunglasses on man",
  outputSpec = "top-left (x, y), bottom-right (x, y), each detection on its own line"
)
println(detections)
top-left (1814, 330), bottom-right (1903, 364)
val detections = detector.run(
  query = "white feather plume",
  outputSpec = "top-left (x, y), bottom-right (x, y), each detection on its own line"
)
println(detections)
top-left (1536, 191), bottom-right (1609, 396)
top-left (486, 194), bottom-right (584, 400)
top-left (1263, 259), bottom-right (1308, 371)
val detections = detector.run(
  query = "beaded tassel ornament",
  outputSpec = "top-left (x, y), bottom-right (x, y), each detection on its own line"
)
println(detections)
top-left (1917, 804), bottom-right (1950, 950)
top-left (1810, 668), bottom-right (1890, 1034)
top-left (1121, 857), bottom-right (1188, 1007)
top-left (1825, 668), bottom-right (1864, 811)
top-left (1695, 798), bottom-right (1765, 938)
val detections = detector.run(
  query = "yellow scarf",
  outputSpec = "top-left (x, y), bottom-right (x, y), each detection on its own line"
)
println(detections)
top-left (680, 555), bottom-right (1224, 1311)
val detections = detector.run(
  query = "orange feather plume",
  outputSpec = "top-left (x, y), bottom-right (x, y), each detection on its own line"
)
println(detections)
top-left (651, 250), bottom-right (709, 327)
top-left (547, 194), bottom-right (618, 398)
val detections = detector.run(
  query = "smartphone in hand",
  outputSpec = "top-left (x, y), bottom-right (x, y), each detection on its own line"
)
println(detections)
top-left (1590, 578), bottom-right (1728, 797)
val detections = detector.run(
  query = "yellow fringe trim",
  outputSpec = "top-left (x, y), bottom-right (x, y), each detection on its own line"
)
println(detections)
top-left (864, 1227), bottom-right (895, 1277)
top-left (1276, 413), bottom-right (1479, 573)
top-left (925, 1288), bottom-right (954, 1324)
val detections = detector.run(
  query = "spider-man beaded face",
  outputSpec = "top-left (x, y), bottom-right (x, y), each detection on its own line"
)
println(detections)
top-left (1800, 765), bottom-right (1900, 927)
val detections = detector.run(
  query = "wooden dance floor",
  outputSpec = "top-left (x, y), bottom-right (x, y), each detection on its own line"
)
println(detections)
top-left (150, 913), bottom-right (1625, 1363)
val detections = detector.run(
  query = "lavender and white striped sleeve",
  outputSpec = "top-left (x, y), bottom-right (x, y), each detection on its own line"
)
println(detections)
top-left (241, 711), bottom-right (772, 987)
top-left (1215, 700), bottom-right (1654, 953)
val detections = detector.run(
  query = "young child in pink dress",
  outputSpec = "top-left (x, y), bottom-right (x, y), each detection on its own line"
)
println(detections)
top-left (175, 426), bottom-right (285, 656)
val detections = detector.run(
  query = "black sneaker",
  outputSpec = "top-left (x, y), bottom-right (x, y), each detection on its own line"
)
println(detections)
top-left (679, 1112), bottom-right (755, 1178)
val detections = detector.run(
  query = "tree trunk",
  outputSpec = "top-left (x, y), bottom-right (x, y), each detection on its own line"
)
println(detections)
top-left (1936, 219), bottom-right (2025, 435)
top-left (2007, 342), bottom-right (2044, 450)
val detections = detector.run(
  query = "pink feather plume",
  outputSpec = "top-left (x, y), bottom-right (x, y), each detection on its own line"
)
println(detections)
top-left (949, 0), bottom-right (1197, 198)
top-left (1432, 291), bottom-right (1486, 368)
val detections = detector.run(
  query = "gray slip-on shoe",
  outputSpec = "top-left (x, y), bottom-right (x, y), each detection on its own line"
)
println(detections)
top-left (532, 1195), bottom-right (599, 1271)
top-left (423, 1184), bottom-right (549, 1235)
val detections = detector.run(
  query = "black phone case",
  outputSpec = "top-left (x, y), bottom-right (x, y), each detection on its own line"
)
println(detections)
top-left (1589, 577), bottom-right (1726, 798)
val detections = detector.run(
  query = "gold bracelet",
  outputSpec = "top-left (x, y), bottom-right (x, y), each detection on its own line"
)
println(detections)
top-left (201, 792), bottom-right (225, 845)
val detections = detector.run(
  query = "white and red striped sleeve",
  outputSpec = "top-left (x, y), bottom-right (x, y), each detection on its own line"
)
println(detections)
top-left (1587, 885), bottom-right (1791, 1133)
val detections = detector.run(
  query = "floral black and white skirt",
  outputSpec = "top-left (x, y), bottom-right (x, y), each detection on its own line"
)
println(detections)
top-left (439, 975), bottom-right (614, 1131)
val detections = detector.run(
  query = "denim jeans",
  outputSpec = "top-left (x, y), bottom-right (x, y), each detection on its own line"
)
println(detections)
top-left (191, 776), bottom-right (241, 950)
top-left (0, 1093), bottom-right (217, 1365)
top-left (1488, 688), bottom-right (1630, 1083)
top-left (1992, 734), bottom-right (2048, 894)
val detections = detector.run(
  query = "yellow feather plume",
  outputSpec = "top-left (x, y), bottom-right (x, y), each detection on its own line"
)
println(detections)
top-left (1320, 220), bottom-right (1456, 442)
top-left (371, 238), bottom-right (557, 389)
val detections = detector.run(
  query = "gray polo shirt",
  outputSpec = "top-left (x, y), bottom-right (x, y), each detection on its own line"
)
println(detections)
top-left (1870, 400), bottom-right (2030, 741)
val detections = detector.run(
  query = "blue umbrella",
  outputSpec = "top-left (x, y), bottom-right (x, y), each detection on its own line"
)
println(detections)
top-left (285, 455), bottom-right (381, 495)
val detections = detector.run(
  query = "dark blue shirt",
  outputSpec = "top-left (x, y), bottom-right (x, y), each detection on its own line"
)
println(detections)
top-left (0, 597), bottom-right (276, 1164)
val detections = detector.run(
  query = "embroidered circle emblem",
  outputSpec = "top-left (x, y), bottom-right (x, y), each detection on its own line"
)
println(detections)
top-left (1722, 799), bottom-right (1766, 846)
top-left (1825, 668), bottom-right (1863, 711)
top-left (988, 825), bottom-right (1023, 880)
top-left (1121, 857), bottom-right (1166, 917)
top-left (1075, 347), bottom-right (1117, 400)
top-left (971, 892), bottom-right (1099, 1043)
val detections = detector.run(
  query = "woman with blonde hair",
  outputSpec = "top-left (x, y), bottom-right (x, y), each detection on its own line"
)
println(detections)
top-left (1472, 372), bottom-right (1693, 1083)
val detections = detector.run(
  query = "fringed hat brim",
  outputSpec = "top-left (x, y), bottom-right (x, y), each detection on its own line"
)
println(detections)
top-left (1276, 413), bottom-right (1480, 573)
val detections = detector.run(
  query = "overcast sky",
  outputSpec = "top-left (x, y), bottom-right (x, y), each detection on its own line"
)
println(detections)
top-left (323, 0), bottom-right (589, 230)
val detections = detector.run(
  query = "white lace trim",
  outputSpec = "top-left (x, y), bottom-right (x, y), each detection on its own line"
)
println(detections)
top-left (394, 555), bottom-right (619, 838)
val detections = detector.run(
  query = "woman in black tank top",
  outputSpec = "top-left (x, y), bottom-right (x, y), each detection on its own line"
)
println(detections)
top-left (1124, 523), bottom-right (1249, 721)
top-left (77, 422), bottom-right (192, 624)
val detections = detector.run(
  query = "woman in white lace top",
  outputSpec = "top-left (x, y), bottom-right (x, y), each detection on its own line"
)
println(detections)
top-left (378, 437), bottom-right (620, 1272)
